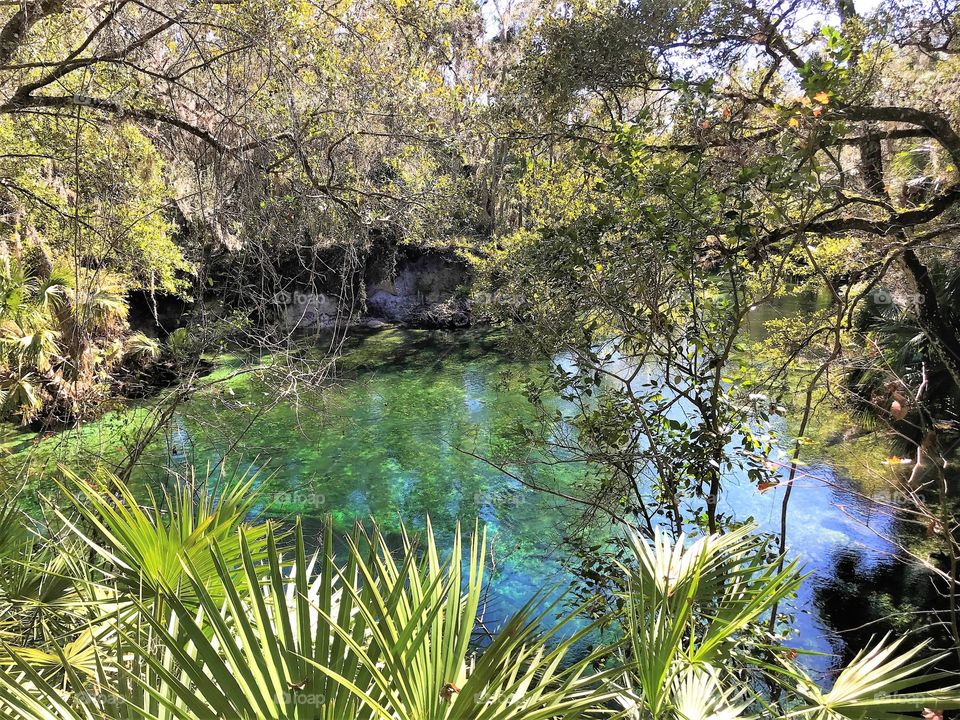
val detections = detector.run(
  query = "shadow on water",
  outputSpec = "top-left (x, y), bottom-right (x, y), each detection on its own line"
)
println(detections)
top-left (812, 512), bottom-right (960, 675)
top-left (337, 326), bottom-right (506, 374)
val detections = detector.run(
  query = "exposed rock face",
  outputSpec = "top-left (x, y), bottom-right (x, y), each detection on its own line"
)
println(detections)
top-left (283, 292), bottom-right (345, 328)
top-left (274, 248), bottom-right (471, 330)
top-left (150, 236), bottom-right (474, 333)
top-left (365, 251), bottom-right (470, 327)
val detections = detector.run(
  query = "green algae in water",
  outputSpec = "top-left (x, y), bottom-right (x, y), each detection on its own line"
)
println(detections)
top-left (0, 329), bottom-right (595, 630)
top-left (170, 328), bottom-right (599, 632)
top-left (0, 326), bottom-right (910, 671)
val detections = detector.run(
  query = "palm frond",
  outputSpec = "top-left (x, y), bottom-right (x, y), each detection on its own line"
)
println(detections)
top-left (792, 636), bottom-right (960, 720)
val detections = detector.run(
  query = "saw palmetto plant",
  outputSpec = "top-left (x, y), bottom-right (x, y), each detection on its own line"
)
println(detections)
top-left (0, 467), bottom-right (614, 719)
top-left (0, 253), bottom-right (136, 424)
top-left (0, 467), bottom-right (956, 719)
top-left (612, 525), bottom-right (960, 719)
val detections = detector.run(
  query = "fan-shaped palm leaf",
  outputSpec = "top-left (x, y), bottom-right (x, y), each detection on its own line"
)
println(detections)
top-left (52, 465), bottom-right (271, 609)
top-left (790, 635), bottom-right (960, 720)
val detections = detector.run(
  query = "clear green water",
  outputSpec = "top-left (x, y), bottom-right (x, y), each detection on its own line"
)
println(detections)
top-left (1, 327), bottom-right (906, 676)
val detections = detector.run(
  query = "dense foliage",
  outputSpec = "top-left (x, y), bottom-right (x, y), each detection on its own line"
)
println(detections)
top-left (470, 0), bottom-right (960, 658)
top-left (2, 0), bottom-right (960, 714)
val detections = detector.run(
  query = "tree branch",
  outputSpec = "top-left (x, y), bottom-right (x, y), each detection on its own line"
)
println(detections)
top-left (0, 93), bottom-right (227, 153)
top-left (0, 0), bottom-right (62, 64)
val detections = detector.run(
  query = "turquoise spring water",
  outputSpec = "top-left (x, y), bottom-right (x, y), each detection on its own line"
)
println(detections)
top-left (2, 326), bottom-right (904, 677)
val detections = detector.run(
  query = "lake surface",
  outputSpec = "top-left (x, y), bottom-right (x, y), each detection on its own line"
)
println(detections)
top-left (4, 327), bottom-right (915, 678)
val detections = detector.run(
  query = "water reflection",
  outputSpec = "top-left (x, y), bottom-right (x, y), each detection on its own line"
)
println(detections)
top-left (121, 327), bottom-right (936, 672)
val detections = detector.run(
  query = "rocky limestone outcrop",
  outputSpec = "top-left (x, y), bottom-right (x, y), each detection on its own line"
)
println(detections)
top-left (365, 251), bottom-right (470, 327)
top-left (274, 248), bottom-right (471, 330)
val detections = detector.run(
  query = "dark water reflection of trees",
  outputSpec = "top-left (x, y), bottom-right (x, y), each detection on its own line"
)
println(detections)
top-left (814, 512), bottom-right (959, 674)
